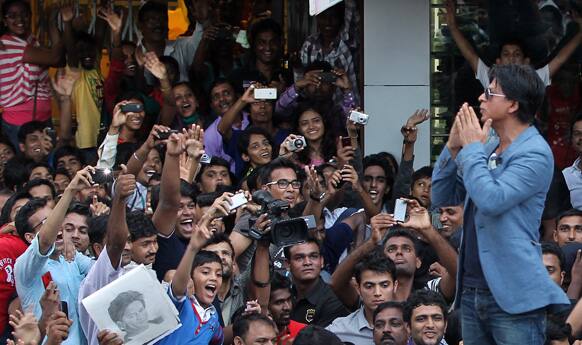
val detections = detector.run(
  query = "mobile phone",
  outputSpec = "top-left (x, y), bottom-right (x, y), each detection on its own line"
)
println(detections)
top-left (121, 103), bottom-right (143, 113)
top-left (228, 192), bottom-right (248, 213)
top-left (200, 153), bottom-right (211, 164)
top-left (320, 71), bottom-right (338, 83)
top-left (341, 136), bottom-right (352, 147)
top-left (156, 129), bottom-right (179, 140)
top-left (91, 168), bottom-right (114, 185)
top-left (394, 198), bottom-right (407, 222)
top-left (60, 301), bottom-right (68, 318)
top-left (254, 88), bottom-right (277, 100)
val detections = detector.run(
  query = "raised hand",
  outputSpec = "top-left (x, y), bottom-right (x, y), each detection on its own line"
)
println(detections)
top-left (457, 103), bottom-right (492, 146)
top-left (40, 282), bottom-right (60, 323)
top-left (144, 52), bottom-right (167, 80)
top-left (335, 136), bottom-right (355, 167)
top-left (189, 222), bottom-right (213, 251)
top-left (402, 109), bottom-right (430, 144)
top-left (166, 132), bottom-right (186, 157)
top-left (67, 166), bottom-right (94, 193)
top-left (295, 69), bottom-right (322, 91)
top-left (51, 69), bottom-right (80, 97)
top-left (110, 101), bottom-right (128, 130)
top-left (340, 164), bottom-right (360, 191)
top-left (370, 213), bottom-right (397, 243)
top-left (90, 195), bottom-right (110, 217)
top-left (241, 85), bottom-right (257, 104)
top-left (279, 134), bottom-right (304, 156)
top-left (185, 125), bottom-right (205, 160)
top-left (45, 312), bottom-right (72, 345)
top-left (146, 125), bottom-right (171, 149)
top-left (333, 68), bottom-right (351, 91)
top-left (203, 192), bottom-right (232, 221)
top-left (305, 165), bottom-right (325, 198)
top-left (443, 0), bottom-right (457, 28)
top-left (10, 310), bottom-right (41, 345)
top-left (400, 198), bottom-right (432, 232)
top-left (114, 164), bottom-right (136, 200)
top-left (97, 7), bottom-right (123, 33)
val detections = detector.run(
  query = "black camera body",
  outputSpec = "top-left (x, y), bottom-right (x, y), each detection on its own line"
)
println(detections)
top-left (247, 190), bottom-right (309, 247)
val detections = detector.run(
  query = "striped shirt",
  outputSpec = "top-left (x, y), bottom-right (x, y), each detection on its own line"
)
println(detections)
top-left (0, 34), bottom-right (51, 109)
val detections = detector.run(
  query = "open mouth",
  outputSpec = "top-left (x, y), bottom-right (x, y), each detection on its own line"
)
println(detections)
top-left (219, 102), bottom-right (230, 111)
top-left (369, 190), bottom-right (379, 200)
top-left (180, 219), bottom-right (193, 232)
top-left (204, 283), bottom-right (217, 294)
top-left (145, 170), bottom-right (156, 177)
top-left (260, 151), bottom-right (270, 158)
top-left (182, 103), bottom-right (192, 110)
top-left (126, 64), bottom-right (136, 72)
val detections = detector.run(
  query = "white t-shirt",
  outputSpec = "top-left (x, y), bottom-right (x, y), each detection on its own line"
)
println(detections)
top-left (476, 58), bottom-right (551, 88)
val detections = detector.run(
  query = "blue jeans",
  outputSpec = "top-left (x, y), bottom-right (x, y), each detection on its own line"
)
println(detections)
top-left (461, 287), bottom-right (546, 345)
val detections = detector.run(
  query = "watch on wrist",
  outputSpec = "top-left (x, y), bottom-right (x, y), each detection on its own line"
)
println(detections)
top-left (310, 192), bottom-right (326, 202)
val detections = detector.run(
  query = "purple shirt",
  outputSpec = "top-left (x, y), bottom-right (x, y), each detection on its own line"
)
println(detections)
top-left (203, 113), bottom-right (250, 172)
top-left (275, 84), bottom-right (356, 120)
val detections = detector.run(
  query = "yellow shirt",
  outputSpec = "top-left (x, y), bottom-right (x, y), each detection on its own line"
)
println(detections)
top-left (72, 67), bottom-right (103, 149)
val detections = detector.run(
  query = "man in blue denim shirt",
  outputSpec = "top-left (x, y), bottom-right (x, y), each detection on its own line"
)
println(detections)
top-left (432, 64), bottom-right (570, 345)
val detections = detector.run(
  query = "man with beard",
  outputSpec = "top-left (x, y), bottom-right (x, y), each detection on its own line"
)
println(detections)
top-left (403, 290), bottom-right (448, 345)
top-left (326, 251), bottom-right (398, 344)
top-left (269, 273), bottom-right (307, 343)
top-left (373, 302), bottom-right (408, 345)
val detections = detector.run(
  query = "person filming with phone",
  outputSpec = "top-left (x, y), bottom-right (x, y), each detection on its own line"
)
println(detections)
top-left (432, 64), bottom-right (570, 344)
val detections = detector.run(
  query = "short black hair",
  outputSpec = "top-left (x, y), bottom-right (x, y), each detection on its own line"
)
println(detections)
top-left (412, 166), bottom-right (433, 185)
top-left (283, 236), bottom-right (320, 261)
top-left (373, 301), bottom-right (404, 323)
top-left (204, 232), bottom-right (235, 259)
top-left (196, 156), bottom-right (232, 179)
top-left (4, 156), bottom-right (32, 191)
top-left (237, 126), bottom-right (274, 156)
top-left (304, 60), bottom-right (333, 74)
top-left (15, 197), bottom-right (49, 242)
top-left (384, 227), bottom-right (420, 256)
top-left (571, 112), bottom-right (582, 141)
top-left (88, 214), bottom-right (109, 246)
top-left (66, 202), bottom-right (91, 218)
top-left (403, 290), bottom-right (448, 324)
top-left (115, 91), bottom-right (146, 106)
top-left (0, 190), bottom-right (30, 226)
top-left (108, 290), bottom-right (145, 323)
top-left (23, 179), bottom-right (56, 199)
top-left (542, 242), bottom-right (566, 272)
top-left (126, 210), bottom-right (157, 242)
top-left (248, 18), bottom-right (282, 50)
top-left (150, 180), bottom-right (196, 213)
top-left (557, 208), bottom-right (582, 223)
top-left (363, 154), bottom-right (395, 197)
top-left (209, 78), bottom-right (234, 95)
top-left (259, 157), bottom-right (299, 185)
top-left (26, 161), bottom-right (54, 179)
top-left (54, 145), bottom-right (85, 167)
top-left (270, 272), bottom-right (292, 294)
top-left (17, 121), bottom-right (45, 144)
top-left (354, 249), bottom-right (397, 284)
top-left (137, 1), bottom-right (167, 23)
top-left (195, 191), bottom-right (220, 208)
top-left (192, 250), bottom-right (222, 272)
top-left (488, 64), bottom-right (546, 124)
top-left (2, 0), bottom-right (31, 17)
top-left (498, 38), bottom-right (528, 59)
top-left (53, 167), bottom-right (70, 180)
top-left (233, 313), bottom-right (276, 340)
top-left (294, 326), bottom-right (344, 345)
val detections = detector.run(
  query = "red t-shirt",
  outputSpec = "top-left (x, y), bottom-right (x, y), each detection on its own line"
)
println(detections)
top-left (277, 320), bottom-right (307, 345)
top-left (0, 234), bottom-right (28, 334)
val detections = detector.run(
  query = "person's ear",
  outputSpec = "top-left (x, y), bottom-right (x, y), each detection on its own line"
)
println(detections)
top-left (24, 232), bottom-right (35, 244)
top-left (242, 153), bottom-right (250, 162)
top-left (524, 57), bottom-right (530, 65)
top-left (495, 57), bottom-right (501, 65)
top-left (393, 279), bottom-right (399, 293)
top-left (560, 271), bottom-right (566, 286)
top-left (553, 230), bottom-right (559, 243)
top-left (18, 143), bottom-right (25, 152)
top-left (233, 336), bottom-right (244, 345)
top-left (92, 242), bottom-right (103, 258)
top-left (508, 100), bottom-right (519, 116)
top-left (415, 257), bottom-right (422, 270)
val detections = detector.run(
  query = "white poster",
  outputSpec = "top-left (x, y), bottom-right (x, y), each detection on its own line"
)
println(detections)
top-left (309, 0), bottom-right (343, 16)
top-left (82, 265), bottom-right (181, 345)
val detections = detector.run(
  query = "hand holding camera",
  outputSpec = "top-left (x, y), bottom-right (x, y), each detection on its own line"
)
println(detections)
top-left (280, 134), bottom-right (307, 156)
top-left (114, 165), bottom-right (136, 200)
top-left (67, 166), bottom-right (95, 193)
top-left (397, 198), bottom-right (432, 233)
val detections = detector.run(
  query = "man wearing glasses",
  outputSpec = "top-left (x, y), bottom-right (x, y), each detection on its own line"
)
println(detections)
top-left (14, 167), bottom-right (96, 345)
top-left (432, 64), bottom-right (570, 344)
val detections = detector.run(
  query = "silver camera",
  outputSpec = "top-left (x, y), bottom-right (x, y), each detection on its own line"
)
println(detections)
top-left (288, 136), bottom-right (307, 152)
top-left (200, 153), bottom-right (211, 164)
top-left (349, 110), bottom-right (369, 125)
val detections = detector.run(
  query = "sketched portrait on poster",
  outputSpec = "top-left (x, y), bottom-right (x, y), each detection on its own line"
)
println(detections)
top-left (82, 265), bottom-right (180, 345)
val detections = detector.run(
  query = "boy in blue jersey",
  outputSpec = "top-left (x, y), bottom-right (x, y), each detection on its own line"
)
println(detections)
top-left (157, 217), bottom-right (224, 345)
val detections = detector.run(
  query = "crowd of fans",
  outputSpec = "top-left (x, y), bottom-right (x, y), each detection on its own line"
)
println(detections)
top-left (0, 0), bottom-right (580, 344)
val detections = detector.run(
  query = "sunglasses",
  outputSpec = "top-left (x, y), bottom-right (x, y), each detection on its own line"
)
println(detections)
top-left (484, 88), bottom-right (506, 100)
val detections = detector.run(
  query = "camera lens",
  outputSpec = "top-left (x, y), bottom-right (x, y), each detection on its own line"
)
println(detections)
top-left (293, 139), bottom-right (304, 148)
